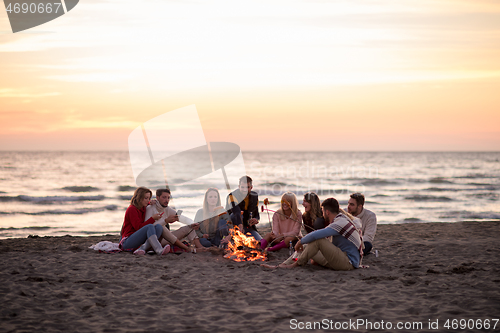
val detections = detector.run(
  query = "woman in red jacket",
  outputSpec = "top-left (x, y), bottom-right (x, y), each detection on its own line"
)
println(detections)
top-left (119, 187), bottom-right (169, 255)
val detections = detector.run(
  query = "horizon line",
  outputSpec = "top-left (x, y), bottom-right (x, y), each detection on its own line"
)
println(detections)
top-left (0, 150), bottom-right (499, 153)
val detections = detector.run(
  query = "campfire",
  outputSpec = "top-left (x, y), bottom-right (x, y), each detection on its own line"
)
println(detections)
top-left (223, 226), bottom-right (267, 262)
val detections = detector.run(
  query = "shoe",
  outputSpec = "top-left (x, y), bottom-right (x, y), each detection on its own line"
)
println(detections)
top-left (161, 245), bottom-right (171, 255)
top-left (133, 249), bottom-right (146, 255)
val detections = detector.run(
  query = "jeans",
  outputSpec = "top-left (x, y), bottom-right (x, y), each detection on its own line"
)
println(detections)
top-left (243, 227), bottom-right (262, 241)
top-left (122, 224), bottom-right (163, 251)
top-left (200, 218), bottom-right (229, 247)
top-left (363, 241), bottom-right (373, 256)
top-left (230, 205), bottom-right (243, 226)
top-left (229, 205), bottom-right (261, 240)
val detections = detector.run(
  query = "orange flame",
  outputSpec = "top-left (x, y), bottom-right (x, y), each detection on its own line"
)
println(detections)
top-left (224, 226), bottom-right (267, 262)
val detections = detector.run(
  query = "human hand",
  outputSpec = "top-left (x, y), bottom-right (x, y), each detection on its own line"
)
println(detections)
top-left (213, 206), bottom-right (225, 213)
top-left (294, 240), bottom-right (303, 252)
top-left (152, 213), bottom-right (161, 221)
top-left (165, 214), bottom-right (179, 224)
top-left (150, 199), bottom-right (157, 205)
top-left (248, 218), bottom-right (258, 226)
top-left (190, 223), bottom-right (200, 230)
top-left (203, 234), bottom-right (209, 239)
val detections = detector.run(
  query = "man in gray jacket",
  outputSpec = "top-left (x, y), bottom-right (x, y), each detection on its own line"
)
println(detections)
top-left (347, 192), bottom-right (377, 255)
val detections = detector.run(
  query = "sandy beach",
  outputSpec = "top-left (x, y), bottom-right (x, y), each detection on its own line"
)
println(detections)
top-left (1, 221), bottom-right (499, 333)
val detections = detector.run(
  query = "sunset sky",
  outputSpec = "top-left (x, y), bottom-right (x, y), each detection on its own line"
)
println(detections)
top-left (0, 0), bottom-right (499, 151)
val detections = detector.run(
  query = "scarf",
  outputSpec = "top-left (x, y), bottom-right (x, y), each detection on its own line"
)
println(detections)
top-left (330, 213), bottom-right (364, 258)
top-left (154, 200), bottom-right (166, 214)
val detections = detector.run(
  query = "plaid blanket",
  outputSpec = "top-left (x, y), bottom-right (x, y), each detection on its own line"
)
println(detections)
top-left (330, 213), bottom-right (364, 259)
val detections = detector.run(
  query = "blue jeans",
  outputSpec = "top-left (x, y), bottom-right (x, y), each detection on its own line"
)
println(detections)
top-left (122, 224), bottom-right (163, 251)
top-left (229, 206), bottom-right (262, 241)
top-left (199, 238), bottom-right (213, 247)
top-left (230, 205), bottom-right (243, 227)
top-left (200, 218), bottom-right (229, 247)
top-left (243, 227), bottom-right (262, 241)
top-left (363, 241), bottom-right (373, 256)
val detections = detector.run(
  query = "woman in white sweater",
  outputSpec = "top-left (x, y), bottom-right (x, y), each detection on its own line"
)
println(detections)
top-left (194, 188), bottom-right (230, 247)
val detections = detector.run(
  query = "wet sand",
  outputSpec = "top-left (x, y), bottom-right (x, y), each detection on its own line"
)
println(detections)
top-left (1, 221), bottom-right (499, 332)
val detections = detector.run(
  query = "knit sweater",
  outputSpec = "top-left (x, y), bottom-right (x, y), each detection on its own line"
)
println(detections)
top-left (357, 208), bottom-right (377, 244)
top-left (272, 210), bottom-right (303, 238)
top-left (194, 209), bottom-right (219, 239)
top-left (145, 204), bottom-right (195, 227)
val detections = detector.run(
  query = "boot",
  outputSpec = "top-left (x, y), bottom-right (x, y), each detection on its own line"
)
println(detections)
top-left (133, 240), bottom-right (151, 255)
top-left (147, 235), bottom-right (170, 255)
top-left (133, 246), bottom-right (146, 255)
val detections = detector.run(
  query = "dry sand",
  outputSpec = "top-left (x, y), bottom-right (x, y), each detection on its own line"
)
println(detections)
top-left (1, 221), bottom-right (499, 333)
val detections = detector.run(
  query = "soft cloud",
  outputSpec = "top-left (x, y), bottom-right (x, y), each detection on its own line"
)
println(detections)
top-left (0, 88), bottom-right (61, 98)
top-left (2, 0), bottom-right (499, 87)
top-left (44, 73), bottom-right (134, 82)
top-left (0, 0), bottom-right (499, 151)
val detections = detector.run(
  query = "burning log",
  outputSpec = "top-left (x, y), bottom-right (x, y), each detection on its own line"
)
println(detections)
top-left (223, 226), bottom-right (267, 262)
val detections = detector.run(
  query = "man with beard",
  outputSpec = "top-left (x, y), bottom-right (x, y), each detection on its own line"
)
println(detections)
top-left (145, 188), bottom-right (203, 252)
top-left (225, 176), bottom-right (261, 240)
top-left (347, 192), bottom-right (377, 256)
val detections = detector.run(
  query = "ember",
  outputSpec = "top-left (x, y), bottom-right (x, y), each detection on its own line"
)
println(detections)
top-left (224, 226), bottom-right (267, 262)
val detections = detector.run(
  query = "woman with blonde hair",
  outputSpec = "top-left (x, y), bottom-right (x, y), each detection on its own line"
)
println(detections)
top-left (261, 192), bottom-right (303, 251)
top-left (119, 187), bottom-right (170, 255)
top-left (194, 188), bottom-right (230, 247)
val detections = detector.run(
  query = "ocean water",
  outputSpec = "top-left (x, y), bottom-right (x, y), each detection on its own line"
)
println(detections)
top-left (0, 151), bottom-right (499, 239)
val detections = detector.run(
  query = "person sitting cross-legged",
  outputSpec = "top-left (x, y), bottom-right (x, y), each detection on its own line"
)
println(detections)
top-left (195, 187), bottom-right (230, 248)
top-left (119, 187), bottom-right (170, 256)
top-left (225, 176), bottom-right (261, 240)
top-left (261, 192), bottom-right (302, 252)
top-left (278, 197), bottom-right (363, 270)
top-left (146, 188), bottom-right (204, 253)
top-left (347, 192), bottom-right (377, 256)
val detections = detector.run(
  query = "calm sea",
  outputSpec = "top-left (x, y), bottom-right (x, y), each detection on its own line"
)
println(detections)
top-left (0, 151), bottom-right (499, 239)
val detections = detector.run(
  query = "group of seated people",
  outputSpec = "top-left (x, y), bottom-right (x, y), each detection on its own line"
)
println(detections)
top-left (119, 175), bottom-right (377, 271)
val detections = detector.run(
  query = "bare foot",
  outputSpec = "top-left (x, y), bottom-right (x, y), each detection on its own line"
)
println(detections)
top-left (195, 247), bottom-right (209, 252)
top-left (278, 262), bottom-right (298, 269)
top-left (208, 247), bottom-right (224, 254)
